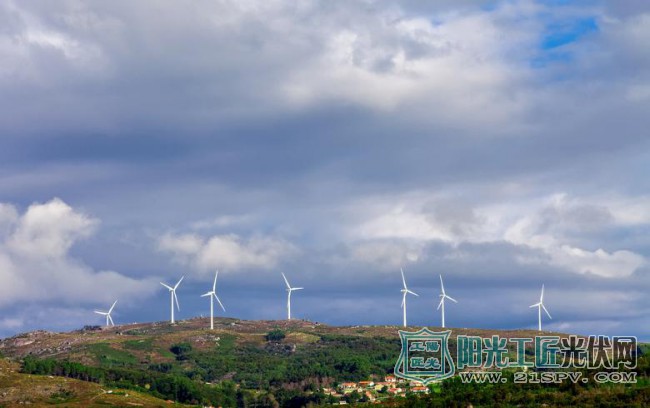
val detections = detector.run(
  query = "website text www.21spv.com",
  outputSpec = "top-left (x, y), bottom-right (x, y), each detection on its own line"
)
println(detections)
top-left (394, 328), bottom-right (638, 385)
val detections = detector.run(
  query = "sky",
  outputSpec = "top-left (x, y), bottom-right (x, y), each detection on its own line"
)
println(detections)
top-left (0, 0), bottom-right (649, 341)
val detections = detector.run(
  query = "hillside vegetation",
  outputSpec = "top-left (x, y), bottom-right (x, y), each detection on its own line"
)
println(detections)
top-left (0, 357), bottom-right (193, 407)
top-left (0, 318), bottom-right (648, 407)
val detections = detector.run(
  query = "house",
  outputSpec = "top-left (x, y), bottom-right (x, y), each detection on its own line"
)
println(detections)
top-left (358, 381), bottom-right (374, 388)
top-left (387, 388), bottom-right (403, 395)
top-left (411, 386), bottom-right (429, 394)
top-left (373, 382), bottom-right (390, 392)
top-left (339, 382), bottom-right (361, 394)
top-left (323, 388), bottom-right (343, 398)
top-left (384, 375), bottom-right (397, 383)
top-left (339, 382), bottom-right (358, 390)
top-left (364, 391), bottom-right (376, 401)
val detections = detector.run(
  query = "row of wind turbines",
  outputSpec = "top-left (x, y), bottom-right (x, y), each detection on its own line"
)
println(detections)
top-left (95, 269), bottom-right (551, 332)
top-left (94, 271), bottom-right (302, 330)
top-left (398, 268), bottom-right (551, 331)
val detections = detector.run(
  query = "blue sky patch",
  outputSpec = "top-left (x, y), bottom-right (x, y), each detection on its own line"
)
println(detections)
top-left (541, 17), bottom-right (598, 49)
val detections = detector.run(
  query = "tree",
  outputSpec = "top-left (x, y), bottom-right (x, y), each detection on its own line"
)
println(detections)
top-left (170, 343), bottom-right (193, 361)
top-left (266, 329), bottom-right (286, 342)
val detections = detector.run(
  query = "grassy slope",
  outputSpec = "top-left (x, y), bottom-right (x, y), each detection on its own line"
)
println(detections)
top-left (0, 318), bottom-right (559, 385)
top-left (0, 318), bottom-right (616, 379)
top-left (1, 318), bottom-right (646, 406)
top-left (0, 358), bottom-right (191, 407)
top-left (0, 317), bottom-right (556, 364)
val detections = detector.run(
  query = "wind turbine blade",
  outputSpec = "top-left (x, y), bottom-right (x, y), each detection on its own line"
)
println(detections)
top-left (400, 268), bottom-right (407, 289)
top-left (540, 284), bottom-right (545, 302)
top-left (529, 303), bottom-right (540, 308)
top-left (437, 298), bottom-right (444, 310)
top-left (174, 275), bottom-right (185, 290)
top-left (160, 282), bottom-right (173, 290)
top-left (109, 300), bottom-right (118, 313)
top-left (281, 273), bottom-right (291, 289)
top-left (446, 295), bottom-right (458, 303)
top-left (407, 290), bottom-right (419, 297)
top-left (174, 291), bottom-right (180, 311)
top-left (213, 270), bottom-right (219, 292)
top-left (201, 292), bottom-right (212, 297)
top-left (401, 293), bottom-right (406, 308)
top-left (439, 275), bottom-right (445, 295)
top-left (542, 304), bottom-right (552, 319)
top-left (293, 287), bottom-right (304, 290)
top-left (215, 294), bottom-right (226, 312)
top-left (94, 311), bottom-right (107, 315)
top-left (108, 315), bottom-right (114, 326)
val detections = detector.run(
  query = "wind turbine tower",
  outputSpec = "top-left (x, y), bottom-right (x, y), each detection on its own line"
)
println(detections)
top-left (94, 300), bottom-right (117, 327)
top-left (400, 268), bottom-right (419, 327)
top-left (529, 284), bottom-right (551, 331)
top-left (160, 276), bottom-right (184, 324)
top-left (437, 275), bottom-right (457, 328)
top-left (201, 270), bottom-right (226, 330)
top-left (282, 273), bottom-right (303, 320)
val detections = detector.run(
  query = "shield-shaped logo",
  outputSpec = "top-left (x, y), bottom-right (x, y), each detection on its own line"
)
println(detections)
top-left (394, 328), bottom-right (455, 384)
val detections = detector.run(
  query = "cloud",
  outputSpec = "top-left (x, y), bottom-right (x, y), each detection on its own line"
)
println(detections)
top-left (281, 2), bottom-right (534, 129)
top-left (352, 194), bottom-right (486, 244)
top-left (0, 0), bottom-right (649, 339)
top-left (0, 0), bottom-right (599, 137)
top-left (0, 317), bottom-right (23, 331)
top-left (347, 192), bottom-right (646, 277)
top-left (158, 232), bottom-right (297, 273)
top-left (502, 194), bottom-right (646, 277)
top-left (6, 197), bottom-right (97, 257)
top-left (0, 198), bottom-right (158, 307)
top-left (189, 214), bottom-right (254, 230)
top-left (333, 240), bottom-right (426, 271)
top-left (546, 245), bottom-right (644, 278)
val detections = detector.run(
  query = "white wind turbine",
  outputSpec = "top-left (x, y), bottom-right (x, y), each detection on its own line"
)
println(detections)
top-left (400, 268), bottom-right (419, 327)
top-left (94, 300), bottom-right (117, 327)
top-left (529, 284), bottom-right (551, 331)
top-left (160, 276), bottom-right (184, 324)
top-left (282, 273), bottom-right (303, 320)
top-left (437, 275), bottom-right (457, 328)
top-left (201, 270), bottom-right (225, 330)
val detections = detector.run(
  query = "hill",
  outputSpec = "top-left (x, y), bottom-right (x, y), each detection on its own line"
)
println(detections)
top-left (0, 318), bottom-right (648, 407)
top-left (0, 317), bottom-right (555, 362)
top-left (0, 357), bottom-right (192, 407)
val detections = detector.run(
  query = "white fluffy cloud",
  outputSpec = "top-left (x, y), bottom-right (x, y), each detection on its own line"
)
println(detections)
top-left (0, 0), bottom-right (585, 135)
top-left (281, 1), bottom-right (534, 130)
top-left (158, 232), bottom-right (297, 273)
top-left (347, 192), bottom-right (647, 277)
top-left (331, 240), bottom-right (425, 272)
top-left (0, 198), bottom-right (157, 307)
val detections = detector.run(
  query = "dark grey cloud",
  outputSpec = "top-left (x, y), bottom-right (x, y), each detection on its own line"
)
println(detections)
top-left (0, 0), bottom-right (648, 340)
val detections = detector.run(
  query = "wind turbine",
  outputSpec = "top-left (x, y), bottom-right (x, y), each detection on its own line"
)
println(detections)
top-left (94, 300), bottom-right (117, 327)
top-left (201, 270), bottom-right (225, 330)
top-left (282, 273), bottom-right (303, 320)
top-left (437, 275), bottom-right (457, 328)
top-left (529, 284), bottom-right (551, 331)
top-left (160, 276), bottom-right (184, 324)
top-left (400, 268), bottom-right (419, 327)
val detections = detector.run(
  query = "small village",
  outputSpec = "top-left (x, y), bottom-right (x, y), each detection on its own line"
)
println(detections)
top-left (320, 374), bottom-right (431, 404)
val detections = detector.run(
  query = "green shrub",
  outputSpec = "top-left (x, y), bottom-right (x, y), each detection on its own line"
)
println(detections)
top-left (170, 342), bottom-right (193, 360)
top-left (266, 329), bottom-right (286, 342)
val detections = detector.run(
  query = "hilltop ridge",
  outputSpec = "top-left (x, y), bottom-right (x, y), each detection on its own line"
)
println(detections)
top-left (1, 318), bottom-right (648, 407)
top-left (0, 317), bottom-right (559, 361)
